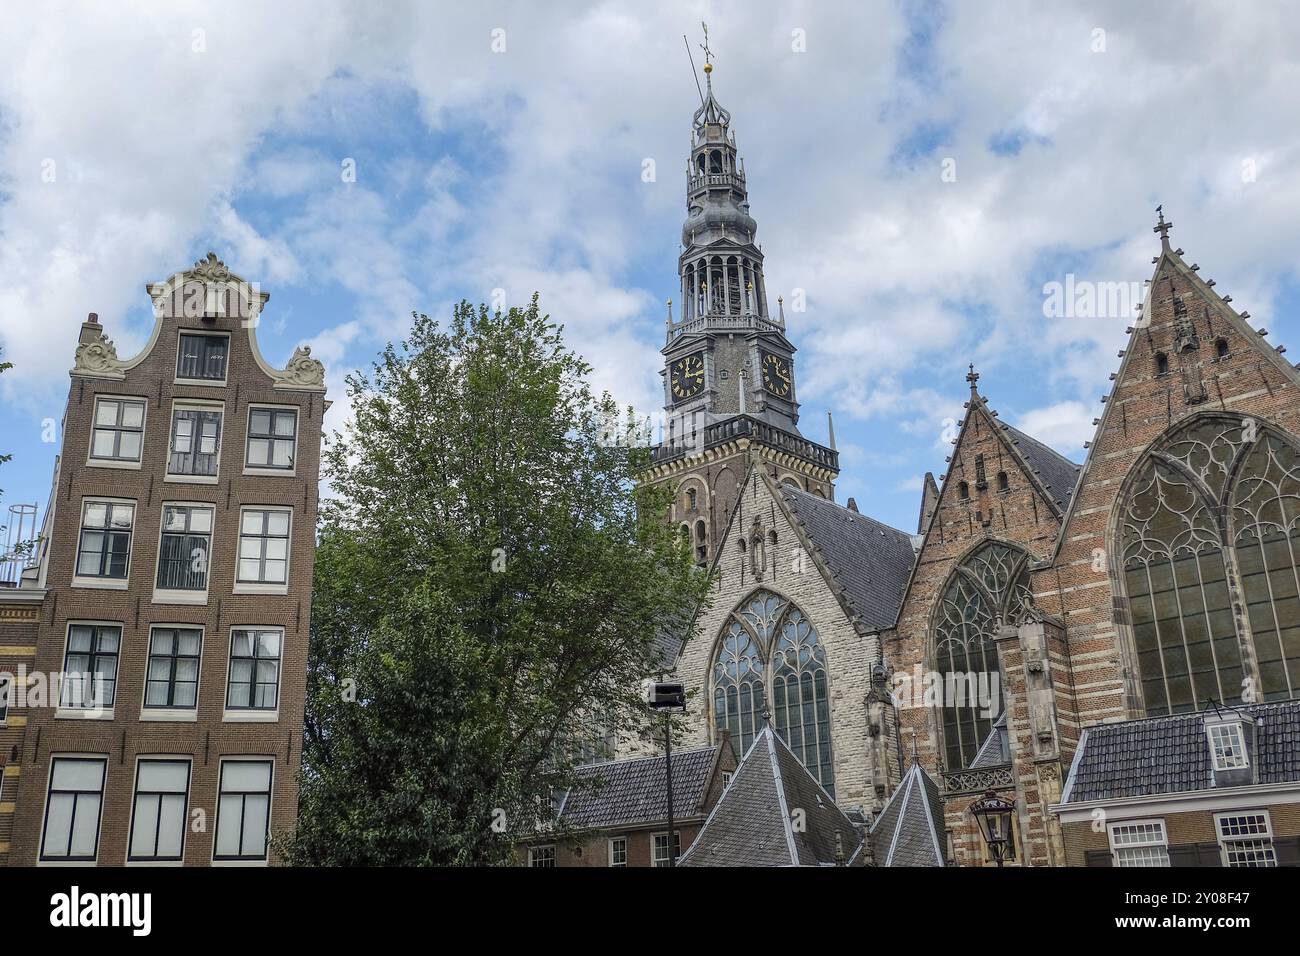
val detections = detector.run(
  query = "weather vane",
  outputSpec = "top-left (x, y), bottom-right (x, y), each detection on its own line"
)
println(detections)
top-left (700, 21), bottom-right (713, 67)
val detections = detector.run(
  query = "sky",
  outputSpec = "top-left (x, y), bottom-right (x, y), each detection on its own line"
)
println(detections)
top-left (2, 0), bottom-right (1300, 544)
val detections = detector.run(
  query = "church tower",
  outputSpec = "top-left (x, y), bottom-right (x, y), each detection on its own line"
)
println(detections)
top-left (644, 56), bottom-right (838, 564)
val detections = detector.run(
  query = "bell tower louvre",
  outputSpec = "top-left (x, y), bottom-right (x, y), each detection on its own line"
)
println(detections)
top-left (644, 54), bottom-right (838, 565)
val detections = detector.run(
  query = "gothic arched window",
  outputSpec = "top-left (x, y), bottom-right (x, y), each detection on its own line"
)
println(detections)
top-left (1119, 415), bottom-right (1300, 714)
top-left (712, 590), bottom-right (835, 794)
top-left (933, 542), bottom-right (1030, 771)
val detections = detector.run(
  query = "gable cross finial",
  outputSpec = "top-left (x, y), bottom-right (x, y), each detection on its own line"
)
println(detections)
top-left (1153, 204), bottom-right (1173, 248)
top-left (966, 363), bottom-right (980, 392)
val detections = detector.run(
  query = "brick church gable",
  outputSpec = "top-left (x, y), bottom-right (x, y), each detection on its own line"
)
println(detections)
top-left (1047, 220), bottom-right (1300, 724)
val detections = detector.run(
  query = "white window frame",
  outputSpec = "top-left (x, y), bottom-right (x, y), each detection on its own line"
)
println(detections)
top-left (223, 626), bottom-right (284, 723)
top-left (174, 329), bottom-right (230, 386)
top-left (1207, 721), bottom-right (1249, 772)
top-left (55, 621), bottom-right (121, 720)
top-left (212, 757), bottom-right (275, 866)
top-left (165, 398), bottom-right (224, 484)
top-left (38, 755), bottom-right (108, 865)
top-left (71, 497), bottom-right (135, 590)
top-left (244, 404), bottom-right (300, 477)
top-left (126, 756), bottom-right (192, 865)
top-left (139, 625), bottom-right (203, 722)
top-left (1108, 818), bottom-right (1171, 867)
top-left (528, 845), bottom-right (555, 868)
top-left (86, 395), bottom-right (147, 469)
top-left (152, 502), bottom-right (215, 605)
top-left (652, 830), bottom-right (682, 868)
top-left (1215, 810), bottom-right (1277, 867)
top-left (233, 506), bottom-right (292, 595)
top-left (608, 837), bottom-right (627, 867)
top-left (0, 673), bottom-right (10, 725)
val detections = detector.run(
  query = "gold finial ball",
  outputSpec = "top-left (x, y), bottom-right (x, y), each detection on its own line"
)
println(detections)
top-left (703, 62), bottom-right (712, 74)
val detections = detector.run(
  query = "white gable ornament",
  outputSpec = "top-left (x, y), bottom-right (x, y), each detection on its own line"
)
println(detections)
top-left (271, 345), bottom-right (326, 390)
top-left (72, 330), bottom-right (128, 380)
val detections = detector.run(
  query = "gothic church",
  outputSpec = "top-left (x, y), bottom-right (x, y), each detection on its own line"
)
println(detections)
top-left (628, 62), bottom-right (1300, 868)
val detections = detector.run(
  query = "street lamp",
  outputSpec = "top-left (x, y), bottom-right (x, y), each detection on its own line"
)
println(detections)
top-left (969, 790), bottom-right (1016, 867)
top-left (644, 680), bottom-right (687, 868)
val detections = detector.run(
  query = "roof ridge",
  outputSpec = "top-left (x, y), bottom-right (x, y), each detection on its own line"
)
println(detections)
top-left (779, 484), bottom-right (912, 541)
top-left (764, 728), bottom-right (802, 866)
top-left (1002, 422), bottom-right (1081, 472)
top-left (1085, 699), bottom-right (1300, 733)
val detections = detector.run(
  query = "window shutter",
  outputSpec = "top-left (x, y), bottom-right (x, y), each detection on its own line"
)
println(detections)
top-left (1168, 844), bottom-right (1198, 866)
top-left (1275, 835), bottom-right (1300, 867)
top-left (1195, 842), bottom-right (1223, 867)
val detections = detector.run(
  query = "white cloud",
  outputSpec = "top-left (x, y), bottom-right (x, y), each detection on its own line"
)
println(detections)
top-left (3, 0), bottom-right (1300, 521)
top-left (1014, 401), bottom-right (1095, 454)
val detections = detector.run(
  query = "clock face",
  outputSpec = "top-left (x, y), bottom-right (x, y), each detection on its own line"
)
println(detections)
top-left (670, 352), bottom-right (705, 402)
top-left (761, 352), bottom-right (792, 397)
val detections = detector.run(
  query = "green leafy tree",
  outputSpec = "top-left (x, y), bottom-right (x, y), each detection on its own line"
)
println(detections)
top-left (282, 298), bottom-right (707, 866)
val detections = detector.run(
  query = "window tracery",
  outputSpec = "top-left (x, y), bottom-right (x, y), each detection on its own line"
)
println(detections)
top-left (712, 590), bottom-right (834, 793)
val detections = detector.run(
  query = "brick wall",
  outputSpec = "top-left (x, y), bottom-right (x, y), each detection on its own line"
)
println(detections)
top-left (5, 260), bottom-right (324, 866)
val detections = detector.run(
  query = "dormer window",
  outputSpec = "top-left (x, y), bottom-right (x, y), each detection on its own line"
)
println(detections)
top-left (1208, 721), bottom-right (1249, 771)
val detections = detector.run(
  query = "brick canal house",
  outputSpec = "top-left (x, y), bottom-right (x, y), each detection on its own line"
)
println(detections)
top-left (0, 253), bottom-right (326, 865)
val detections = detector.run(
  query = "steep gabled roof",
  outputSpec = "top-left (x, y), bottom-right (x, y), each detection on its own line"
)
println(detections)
top-left (1050, 227), bottom-right (1300, 562)
top-left (1001, 424), bottom-right (1081, 511)
top-left (869, 761), bottom-right (946, 867)
top-left (1061, 701), bottom-right (1300, 804)
top-left (969, 711), bottom-right (1011, 768)
top-left (892, 389), bottom-right (1075, 625)
top-left (558, 741), bottom-right (725, 829)
top-left (777, 483), bottom-right (917, 632)
top-left (679, 728), bottom-right (866, 866)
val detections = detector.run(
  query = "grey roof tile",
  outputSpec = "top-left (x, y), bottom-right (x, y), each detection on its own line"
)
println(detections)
top-left (1002, 423), bottom-right (1082, 509)
top-left (680, 728), bottom-right (864, 866)
top-left (778, 485), bottom-right (917, 632)
top-left (870, 762), bottom-right (946, 867)
top-left (969, 711), bottom-right (1011, 768)
top-left (559, 743), bottom-right (721, 829)
top-left (1062, 700), bottom-right (1300, 803)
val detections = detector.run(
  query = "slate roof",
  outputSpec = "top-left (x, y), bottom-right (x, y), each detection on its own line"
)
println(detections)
top-left (1002, 423), bottom-right (1081, 509)
top-left (1061, 700), bottom-right (1300, 804)
top-left (969, 712), bottom-right (1011, 769)
top-left (680, 728), bottom-right (866, 866)
top-left (558, 742), bottom-right (723, 829)
top-left (870, 761), bottom-right (946, 867)
top-left (778, 485), bottom-right (918, 632)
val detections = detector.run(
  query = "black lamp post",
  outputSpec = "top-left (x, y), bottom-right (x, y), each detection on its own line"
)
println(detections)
top-left (970, 790), bottom-right (1016, 867)
top-left (645, 680), bottom-right (687, 867)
